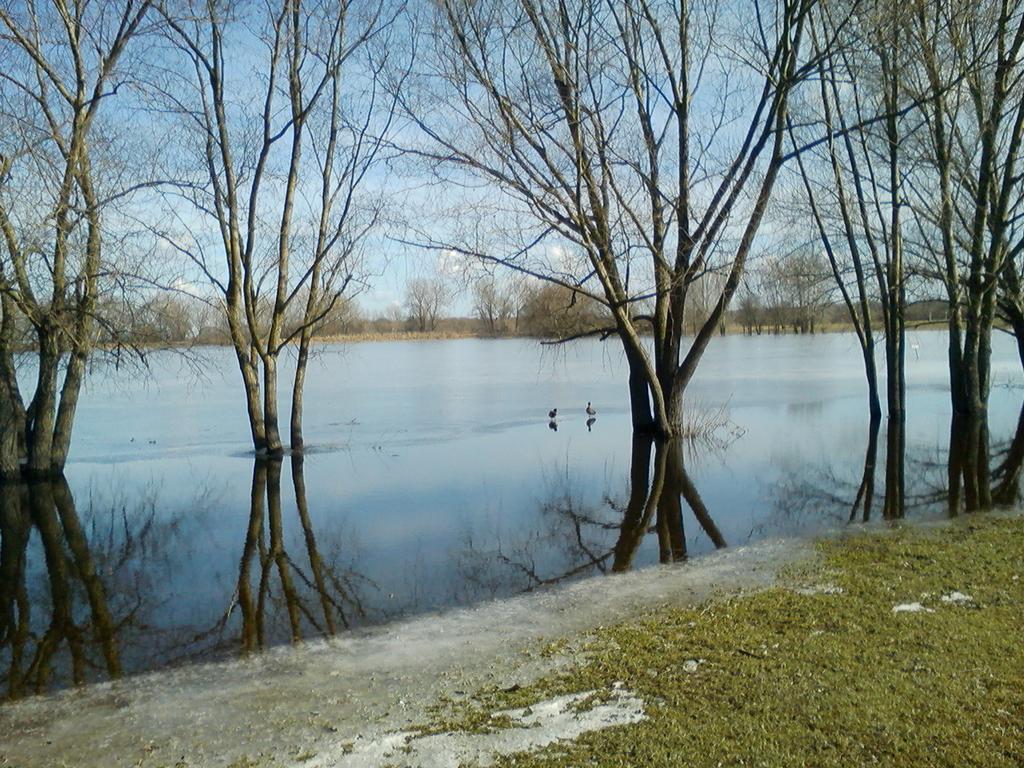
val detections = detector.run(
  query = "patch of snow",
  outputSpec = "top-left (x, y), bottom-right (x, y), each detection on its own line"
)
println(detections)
top-left (794, 584), bottom-right (844, 596)
top-left (892, 602), bottom-right (935, 614)
top-left (311, 688), bottom-right (645, 768)
top-left (940, 591), bottom-right (974, 604)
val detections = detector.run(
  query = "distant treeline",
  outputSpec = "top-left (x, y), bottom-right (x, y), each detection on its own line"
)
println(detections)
top-left (0, 277), bottom-right (952, 351)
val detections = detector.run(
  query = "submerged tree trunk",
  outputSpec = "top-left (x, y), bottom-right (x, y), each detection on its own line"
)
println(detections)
top-left (671, 441), bottom-right (726, 549)
top-left (949, 413), bottom-right (992, 514)
top-left (231, 339), bottom-right (267, 455)
top-left (882, 418), bottom-right (905, 519)
top-left (624, 346), bottom-right (655, 433)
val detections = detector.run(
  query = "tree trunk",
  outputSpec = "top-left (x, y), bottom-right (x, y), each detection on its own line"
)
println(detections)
top-left (623, 344), bottom-right (655, 433)
top-left (0, 382), bottom-right (21, 479)
top-left (947, 312), bottom-right (969, 416)
top-left (262, 356), bottom-right (283, 456)
top-left (233, 345), bottom-right (267, 454)
top-left (290, 335), bottom-right (311, 452)
top-left (50, 347), bottom-right (88, 473)
top-left (999, 297), bottom-right (1024, 372)
top-left (950, 412), bottom-right (991, 513)
top-left (864, 351), bottom-right (882, 424)
top-left (882, 416), bottom-right (905, 519)
top-left (1013, 311), bottom-right (1024, 373)
top-left (26, 329), bottom-right (60, 477)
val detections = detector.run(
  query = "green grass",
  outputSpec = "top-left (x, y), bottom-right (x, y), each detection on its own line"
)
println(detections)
top-left (428, 516), bottom-right (1024, 767)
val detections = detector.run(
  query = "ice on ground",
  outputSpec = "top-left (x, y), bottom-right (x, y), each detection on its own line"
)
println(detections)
top-left (892, 602), bottom-right (935, 613)
top-left (940, 591), bottom-right (974, 604)
top-left (313, 688), bottom-right (645, 768)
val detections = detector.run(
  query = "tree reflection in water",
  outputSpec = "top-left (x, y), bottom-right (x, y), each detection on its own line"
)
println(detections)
top-left (455, 436), bottom-right (727, 596)
top-left (613, 438), bottom-right (725, 571)
top-left (0, 457), bottom-right (370, 699)
top-left (226, 456), bottom-right (370, 653)
top-left (771, 404), bottom-right (1024, 527)
top-left (1, 478), bottom-right (126, 698)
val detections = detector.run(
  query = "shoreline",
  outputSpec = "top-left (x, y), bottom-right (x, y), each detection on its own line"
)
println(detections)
top-left (2, 510), bottom-right (1020, 767)
top-left (80, 322), bottom-right (955, 354)
top-left (0, 536), bottom-right (808, 767)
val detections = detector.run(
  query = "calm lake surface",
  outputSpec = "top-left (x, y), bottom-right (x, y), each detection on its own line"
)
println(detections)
top-left (2, 332), bottom-right (1022, 697)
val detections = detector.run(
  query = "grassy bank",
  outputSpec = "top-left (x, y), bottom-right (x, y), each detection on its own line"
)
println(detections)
top-left (421, 515), bottom-right (1023, 767)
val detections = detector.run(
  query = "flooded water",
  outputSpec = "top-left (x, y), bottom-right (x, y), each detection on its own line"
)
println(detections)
top-left (2, 332), bottom-right (1021, 698)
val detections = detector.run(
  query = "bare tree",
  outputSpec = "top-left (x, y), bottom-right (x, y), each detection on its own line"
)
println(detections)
top-left (404, 276), bottom-right (449, 331)
top-left (735, 285), bottom-right (763, 335)
top-left (786, 1), bottom-right (918, 426)
top-left (749, 254), bottom-right (796, 334)
top-left (471, 276), bottom-right (516, 334)
top-left (776, 248), bottom-right (832, 334)
top-left (155, 0), bottom-right (399, 455)
top-left (901, 0), bottom-right (1024, 510)
top-left (403, 0), bottom-right (822, 437)
top-left (0, 0), bottom-right (155, 477)
top-left (908, 0), bottom-right (1024, 420)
